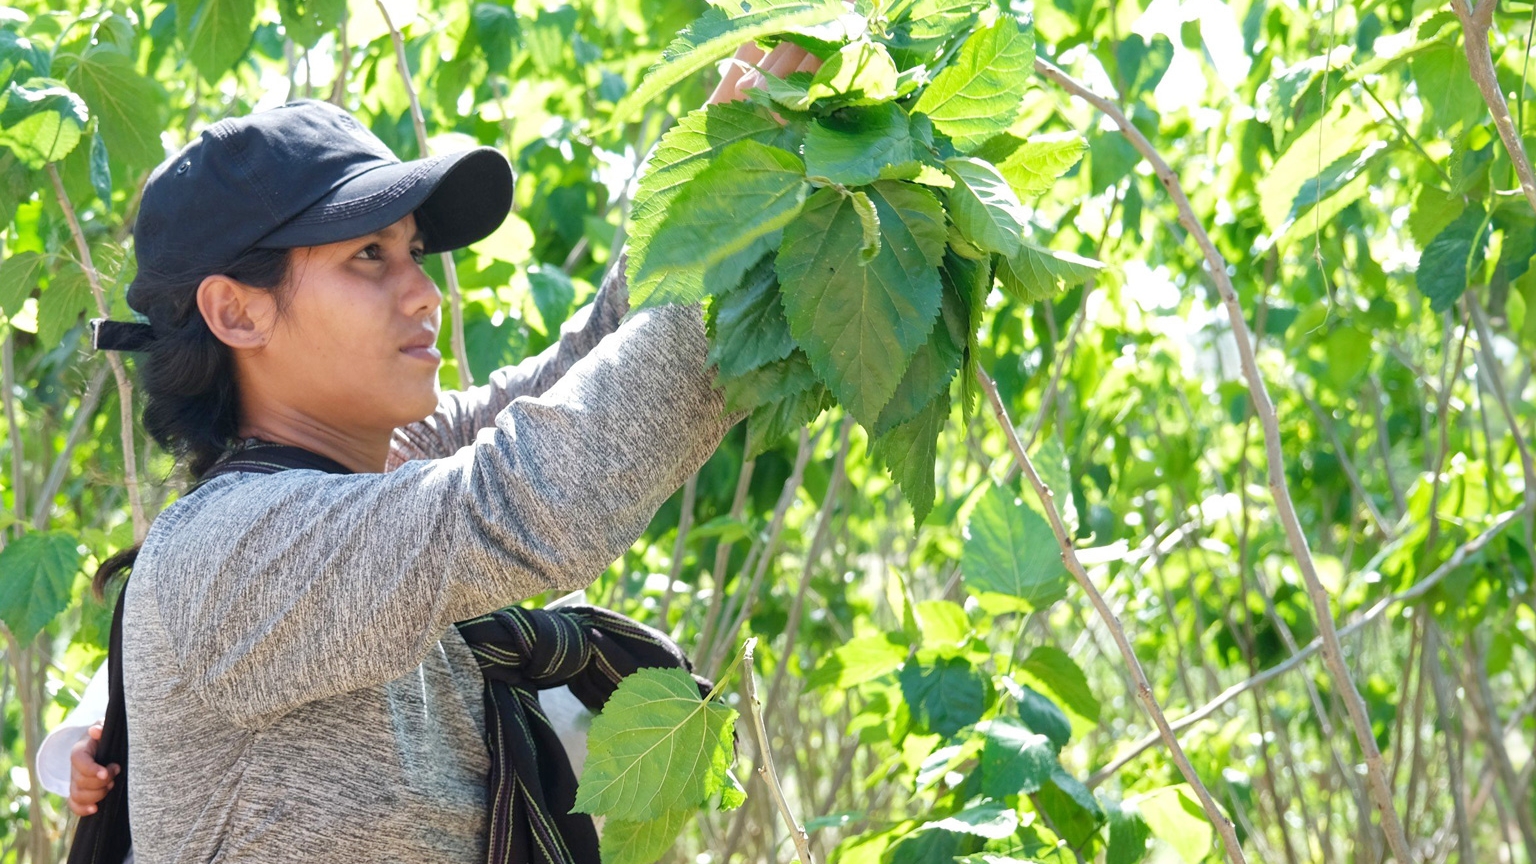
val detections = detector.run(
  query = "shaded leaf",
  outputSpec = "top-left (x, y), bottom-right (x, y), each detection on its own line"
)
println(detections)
top-left (1020, 646), bottom-right (1099, 723)
top-left (0, 530), bottom-right (82, 644)
top-left (996, 242), bottom-right (1103, 303)
top-left (0, 250), bottom-right (44, 317)
top-left (777, 181), bottom-right (945, 426)
top-left (1417, 203), bottom-right (1489, 313)
top-left (898, 653), bottom-right (992, 737)
top-left (871, 389), bottom-right (949, 524)
top-left (600, 806), bottom-right (693, 864)
top-left (803, 102), bottom-right (916, 188)
top-left (178, 0), bottom-right (258, 84)
top-left (980, 717), bottom-right (1056, 798)
top-left (707, 253), bottom-right (795, 379)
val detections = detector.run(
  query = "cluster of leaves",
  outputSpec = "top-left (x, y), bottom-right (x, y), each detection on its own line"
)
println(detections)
top-left (620, 0), bottom-right (1101, 523)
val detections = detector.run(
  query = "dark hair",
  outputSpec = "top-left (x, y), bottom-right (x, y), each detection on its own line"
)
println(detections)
top-left (93, 246), bottom-right (293, 597)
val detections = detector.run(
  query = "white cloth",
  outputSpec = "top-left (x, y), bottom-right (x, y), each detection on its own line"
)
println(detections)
top-left (38, 662), bottom-right (111, 797)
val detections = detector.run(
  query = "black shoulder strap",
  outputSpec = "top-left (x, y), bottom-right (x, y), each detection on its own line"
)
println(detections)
top-left (68, 441), bottom-right (352, 864)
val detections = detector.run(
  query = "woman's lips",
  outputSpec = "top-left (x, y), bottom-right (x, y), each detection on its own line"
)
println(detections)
top-left (401, 345), bottom-right (441, 362)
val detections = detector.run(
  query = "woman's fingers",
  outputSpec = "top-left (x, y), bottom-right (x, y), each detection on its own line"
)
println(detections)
top-left (708, 42), bottom-right (767, 105)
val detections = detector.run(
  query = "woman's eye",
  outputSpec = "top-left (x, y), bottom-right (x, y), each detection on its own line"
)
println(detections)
top-left (410, 247), bottom-right (426, 264)
top-left (356, 243), bottom-right (383, 261)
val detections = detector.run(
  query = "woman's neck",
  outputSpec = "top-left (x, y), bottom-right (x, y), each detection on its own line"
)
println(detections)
top-left (235, 414), bottom-right (391, 474)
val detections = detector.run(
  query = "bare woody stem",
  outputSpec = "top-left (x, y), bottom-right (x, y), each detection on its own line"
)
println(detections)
top-left (1087, 506), bottom-right (1523, 786)
top-left (1454, 0), bottom-right (1536, 214)
top-left (741, 637), bottom-right (817, 864)
top-left (976, 368), bottom-right (1248, 864)
top-left (1033, 57), bottom-right (1414, 862)
top-left (47, 164), bottom-right (148, 542)
top-left (375, 0), bottom-right (473, 389)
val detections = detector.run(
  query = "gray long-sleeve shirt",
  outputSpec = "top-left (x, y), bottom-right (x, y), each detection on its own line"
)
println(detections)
top-left (122, 263), bottom-right (735, 863)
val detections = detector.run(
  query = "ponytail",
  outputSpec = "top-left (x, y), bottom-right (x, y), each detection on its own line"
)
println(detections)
top-left (92, 245), bottom-right (292, 598)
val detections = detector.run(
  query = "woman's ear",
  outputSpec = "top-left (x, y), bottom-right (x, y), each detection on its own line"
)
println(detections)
top-left (197, 274), bottom-right (276, 350)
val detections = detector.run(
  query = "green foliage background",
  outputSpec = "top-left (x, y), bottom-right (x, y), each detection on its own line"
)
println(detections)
top-left (0, 0), bottom-right (1534, 861)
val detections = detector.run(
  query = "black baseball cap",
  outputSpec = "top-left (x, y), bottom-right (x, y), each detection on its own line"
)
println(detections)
top-left (93, 99), bottom-right (513, 351)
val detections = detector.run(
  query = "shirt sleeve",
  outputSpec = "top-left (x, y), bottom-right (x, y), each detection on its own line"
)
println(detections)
top-left (143, 293), bottom-right (741, 729)
top-left (387, 260), bottom-right (630, 468)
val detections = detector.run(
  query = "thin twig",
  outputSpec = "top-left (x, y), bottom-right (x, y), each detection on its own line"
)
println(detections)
top-left (47, 164), bottom-right (148, 542)
top-left (375, 0), bottom-right (472, 389)
top-left (976, 368), bottom-right (1248, 864)
top-left (657, 472), bottom-right (699, 629)
top-left (1086, 506), bottom-right (1522, 787)
top-left (1035, 58), bottom-right (1413, 862)
top-left (32, 364), bottom-right (109, 529)
top-left (741, 637), bottom-right (817, 864)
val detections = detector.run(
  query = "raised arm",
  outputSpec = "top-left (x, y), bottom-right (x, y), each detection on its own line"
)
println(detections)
top-left (387, 258), bottom-right (630, 467)
top-left (141, 298), bottom-right (739, 728)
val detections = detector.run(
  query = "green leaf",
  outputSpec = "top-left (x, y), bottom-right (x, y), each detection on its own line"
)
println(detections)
top-left (1126, 786), bottom-right (1213, 864)
top-left (707, 253), bottom-right (795, 379)
top-left (995, 242), bottom-right (1104, 303)
top-left (1115, 33), bottom-right (1174, 97)
top-left (871, 389), bottom-right (949, 524)
top-left (462, 2), bottom-right (520, 74)
top-left (990, 132), bottom-right (1087, 198)
top-left (746, 382), bottom-right (830, 458)
top-left (1036, 766), bottom-right (1105, 848)
top-left (874, 272), bottom-right (965, 434)
top-left (945, 157), bottom-right (1027, 255)
top-left (1409, 39), bottom-right (1484, 133)
top-left (720, 350), bottom-right (818, 413)
top-left (777, 181), bottom-right (946, 426)
top-left (804, 40), bottom-right (898, 106)
top-left (980, 717), bottom-right (1056, 798)
top-left (912, 14), bottom-right (1034, 152)
top-left (0, 530), bottom-right (82, 644)
top-left (1014, 684), bottom-right (1071, 751)
top-left (925, 800), bottom-right (1019, 838)
top-left (277, 0), bottom-right (348, 49)
top-left (1417, 203), bottom-right (1489, 313)
top-left (37, 262), bottom-right (92, 345)
top-left (0, 250), bottom-right (44, 317)
top-left (178, 0), bottom-right (258, 84)
top-left (1020, 645), bottom-right (1100, 723)
top-left (0, 78), bottom-right (87, 168)
top-left (1287, 141), bottom-right (1388, 223)
top-left (884, 822), bottom-right (979, 864)
top-left (88, 131), bottom-right (111, 208)
top-left (803, 102), bottom-right (917, 188)
top-left (526, 263), bottom-right (575, 335)
top-left (600, 806), bottom-right (694, 864)
top-left (607, 0), bottom-right (844, 128)
top-left (898, 653), bottom-right (992, 737)
top-left (63, 45), bottom-right (168, 169)
top-left (1105, 798), bottom-right (1152, 864)
top-left (805, 633), bottom-right (908, 690)
top-left (573, 667), bottom-right (737, 821)
top-left (962, 484), bottom-right (1069, 608)
top-left (631, 140), bottom-right (808, 307)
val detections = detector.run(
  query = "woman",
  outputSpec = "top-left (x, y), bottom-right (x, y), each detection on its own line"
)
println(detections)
top-left (83, 40), bottom-right (818, 864)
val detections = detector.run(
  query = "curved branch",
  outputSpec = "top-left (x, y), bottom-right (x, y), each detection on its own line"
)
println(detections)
top-left (1033, 58), bottom-right (1414, 863)
top-left (1087, 506), bottom-right (1522, 786)
top-left (977, 369), bottom-right (1249, 864)
top-left (1454, 0), bottom-right (1536, 215)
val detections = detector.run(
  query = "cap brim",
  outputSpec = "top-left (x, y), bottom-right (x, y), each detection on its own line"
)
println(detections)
top-left (254, 147), bottom-right (513, 254)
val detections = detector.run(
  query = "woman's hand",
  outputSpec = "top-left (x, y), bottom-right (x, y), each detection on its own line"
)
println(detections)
top-left (707, 41), bottom-right (822, 108)
top-left (68, 722), bottom-right (119, 816)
